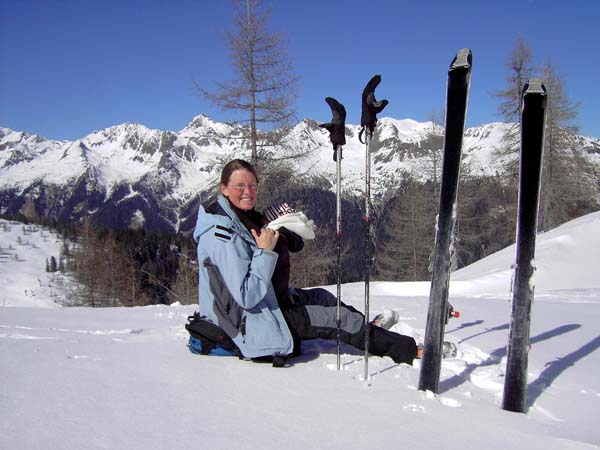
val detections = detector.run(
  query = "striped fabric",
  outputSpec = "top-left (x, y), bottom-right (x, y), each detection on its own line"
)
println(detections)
top-left (263, 203), bottom-right (296, 222)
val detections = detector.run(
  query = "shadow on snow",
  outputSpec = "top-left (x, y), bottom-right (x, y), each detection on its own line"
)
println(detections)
top-left (439, 324), bottom-right (582, 403)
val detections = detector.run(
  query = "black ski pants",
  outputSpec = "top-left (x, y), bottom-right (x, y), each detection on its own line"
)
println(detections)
top-left (282, 288), bottom-right (417, 365)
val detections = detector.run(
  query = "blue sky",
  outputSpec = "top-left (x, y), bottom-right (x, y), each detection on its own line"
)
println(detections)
top-left (1, 0), bottom-right (599, 141)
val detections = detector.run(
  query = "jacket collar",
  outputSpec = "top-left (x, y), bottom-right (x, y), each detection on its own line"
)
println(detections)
top-left (193, 195), bottom-right (254, 244)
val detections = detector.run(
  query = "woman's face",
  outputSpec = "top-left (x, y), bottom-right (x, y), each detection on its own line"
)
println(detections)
top-left (220, 169), bottom-right (259, 211)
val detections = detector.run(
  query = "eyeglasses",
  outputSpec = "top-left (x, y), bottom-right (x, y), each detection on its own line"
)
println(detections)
top-left (228, 183), bottom-right (259, 192)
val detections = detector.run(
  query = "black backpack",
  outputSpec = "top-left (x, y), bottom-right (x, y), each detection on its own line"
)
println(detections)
top-left (185, 312), bottom-right (242, 357)
top-left (185, 311), bottom-right (288, 367)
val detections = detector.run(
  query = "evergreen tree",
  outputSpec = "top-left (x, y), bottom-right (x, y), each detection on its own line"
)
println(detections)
top-left (455, 175), bottom-right (516, 267)
top-left (49, 256), bottom-right (58, 273)
top-left (375, 179), bottom-right (436, 281)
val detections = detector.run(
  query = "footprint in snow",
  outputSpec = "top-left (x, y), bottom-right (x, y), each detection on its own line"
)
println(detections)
top-left (403, 403), bottom-right (426, 413)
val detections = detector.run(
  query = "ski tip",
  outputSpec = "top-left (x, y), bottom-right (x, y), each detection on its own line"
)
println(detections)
top-left (454, 311), bottom-right (461, 319)
top-left (523, 78), bottom-right (547, 96)
top-left (450, 48), bottom-right (472, 71)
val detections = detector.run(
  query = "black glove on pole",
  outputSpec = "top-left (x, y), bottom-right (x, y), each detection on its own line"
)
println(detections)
top-left (360, 74), bottom-right (389, 143)
top-left (319, 97), bottom-right (346, 161)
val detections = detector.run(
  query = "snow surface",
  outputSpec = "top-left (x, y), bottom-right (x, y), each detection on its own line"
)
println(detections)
top-left (0, 221), bottom-right (71, 308)
top-left (1, 213), bottom-right (600, 450)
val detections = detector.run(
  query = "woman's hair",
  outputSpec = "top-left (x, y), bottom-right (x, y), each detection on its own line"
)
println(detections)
top-left (219, 159), bottom-right (259, 186)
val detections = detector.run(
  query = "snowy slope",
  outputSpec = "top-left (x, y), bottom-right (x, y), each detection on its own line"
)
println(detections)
top-left (0, 219), bottom-right (72, 308)
top-left (1, 215), bottom-right (600, 449)
top-left (451, 211), bottom-right (600, 293)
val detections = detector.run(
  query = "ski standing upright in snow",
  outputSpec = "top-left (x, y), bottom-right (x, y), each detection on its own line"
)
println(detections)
top-left (319, 97), bottom-right (347, 371)
top-left (502, 79), bottom-right (547, 413)
top-left (359, 75), bottom-right (388, 380)
top-left (418, 49), bottom-right (472, 394)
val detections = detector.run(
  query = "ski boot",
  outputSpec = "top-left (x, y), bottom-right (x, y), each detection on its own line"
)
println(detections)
top-left (371, 310), bottom-right (400, 330)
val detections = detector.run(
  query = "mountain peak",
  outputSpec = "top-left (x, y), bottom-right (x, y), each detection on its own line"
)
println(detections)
top-left (182, 114), bottom-right (217, 131)
top-left (1, 115), bottom-right (599, 234)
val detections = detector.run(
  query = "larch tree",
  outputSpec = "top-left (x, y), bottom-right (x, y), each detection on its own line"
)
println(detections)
top-left (494, 38), bottom-right (597, 232)
top-left (493, 36), bottom-right (536, 181)
top-left (167, 242), bottom-right (199, 305)
top-left (199, 0), bottom-right (299, 166)
top-left (537, 61), bottom-right (596, 231)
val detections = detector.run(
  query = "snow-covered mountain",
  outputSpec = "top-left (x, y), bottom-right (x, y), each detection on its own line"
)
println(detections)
top-left (1, 116), bottom-right (599, 233)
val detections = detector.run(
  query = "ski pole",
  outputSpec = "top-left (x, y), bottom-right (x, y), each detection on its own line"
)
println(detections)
top-left (319, 97), bottom-right (347, 371)
top-left (360, 75), bottom-right (388, 381)
top-left (364, 128), bottom-right (372, 381)
top-left (335, 143), bottom-right (342, 371)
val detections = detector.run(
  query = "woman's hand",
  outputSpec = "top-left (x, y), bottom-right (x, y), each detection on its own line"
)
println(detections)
top-left (251, 227), bottom-right (279, 251)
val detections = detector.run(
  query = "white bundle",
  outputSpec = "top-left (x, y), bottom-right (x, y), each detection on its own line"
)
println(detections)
top-left (267, 211), bottom-right (316, 240)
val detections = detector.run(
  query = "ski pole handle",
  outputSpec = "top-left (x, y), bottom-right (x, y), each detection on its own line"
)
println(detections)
top-left (360, 75), bottom-right (388, 143)
top-left (319, 97), bottom-right (346, 161)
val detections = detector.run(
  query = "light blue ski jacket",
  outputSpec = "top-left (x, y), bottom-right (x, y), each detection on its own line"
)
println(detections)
top-left (192, 195), bottom-right (294, 358)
